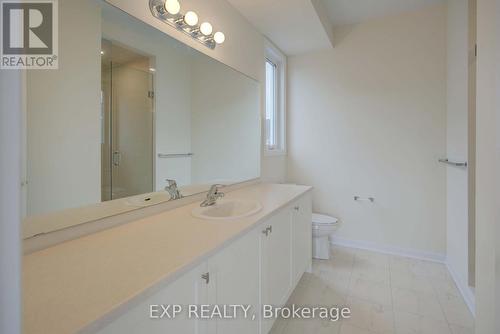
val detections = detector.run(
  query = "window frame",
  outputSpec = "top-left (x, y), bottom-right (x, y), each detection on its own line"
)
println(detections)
top-left (264, 40), bottom-right (286, 156)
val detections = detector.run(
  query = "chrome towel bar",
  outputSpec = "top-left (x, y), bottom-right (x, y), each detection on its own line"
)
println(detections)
top-left (438, 159), bottom-right (467, 167)
top-left (354, 196), bottom-right (375, 203)
top-left (158, 153), bottom-right (194, 158)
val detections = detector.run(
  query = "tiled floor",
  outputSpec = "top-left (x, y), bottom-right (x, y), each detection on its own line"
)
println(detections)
top-left (269, 246), bottom-right (474, 334)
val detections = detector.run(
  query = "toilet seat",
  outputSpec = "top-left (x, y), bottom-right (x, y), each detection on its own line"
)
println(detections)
top-left (312, 213), bottom-right (338, 226)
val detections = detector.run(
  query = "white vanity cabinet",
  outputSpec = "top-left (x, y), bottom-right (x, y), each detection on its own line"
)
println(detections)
top-left (291, 192), bottom-right (313, 285)
top-left (96, 230), bottom-right (260, 334)
top-left (206, 228), bottom-right (260, 334)
top-left (96, 262), bottom-right (209, 334)
top-left (95, 191), bottom-right (312, 334)
top-left (259, 208), bottom-right (293, 334)
top-left (260, 191), bottom-right (312, 333)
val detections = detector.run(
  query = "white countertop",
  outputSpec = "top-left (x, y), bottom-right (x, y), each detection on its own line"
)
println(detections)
top-left (23, 183), bottom-right (312, 334)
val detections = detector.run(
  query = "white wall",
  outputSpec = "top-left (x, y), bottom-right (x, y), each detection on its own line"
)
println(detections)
top-left (26, 0), bottom-right (101, 216)
top-left (445, 0), bottom-right (475, 310)
top-left (0, 70), bottom-right (23, 334)
top-left (474, 0), bottom-right (499, 332)
top-left (262, 155), bottom-right (287, 183)
top-left (287, 5), bottom-right (447, 255)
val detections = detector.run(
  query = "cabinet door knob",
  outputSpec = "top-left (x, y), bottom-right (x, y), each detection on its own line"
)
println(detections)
top-left (262, 229), bottom-right (269, 236)
top-left (267, 226), bottom-right (273, 234)
top-left (201, 272), bottom-right (210, 284)
top-left (294, 206), bottom-right (300, 211)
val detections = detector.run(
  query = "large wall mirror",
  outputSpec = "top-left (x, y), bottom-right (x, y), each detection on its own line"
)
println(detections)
top-left (23, 1), bottom-right (261, 238)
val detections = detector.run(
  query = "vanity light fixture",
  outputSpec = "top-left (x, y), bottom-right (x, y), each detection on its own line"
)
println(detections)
top-left (214, 32), bottom-right (225, 44)
top-left (183, 11), bottom-right (198, 26)
top-left (149, 0), bottom-right (225, 49)
top-left (164, 0), bottom-right (180, 15)
top-left (200, 22), bottom-right (213, 36)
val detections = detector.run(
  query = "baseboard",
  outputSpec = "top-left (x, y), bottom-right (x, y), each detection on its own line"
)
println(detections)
top-left (330, 237), bottom-right (446, 263)
top-left (329, 237), bottom-right (476, 317)
top-left (445, 262), bottom-right (476, 317)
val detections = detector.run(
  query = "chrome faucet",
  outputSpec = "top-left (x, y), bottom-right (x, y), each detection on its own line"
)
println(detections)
top-left (200, 184), bottom-right (225, 207)
top-left (165, 179), bottom-right (183, 200)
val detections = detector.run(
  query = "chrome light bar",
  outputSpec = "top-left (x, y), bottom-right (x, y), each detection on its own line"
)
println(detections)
top-left (149, 0), bottom-right (225, 50)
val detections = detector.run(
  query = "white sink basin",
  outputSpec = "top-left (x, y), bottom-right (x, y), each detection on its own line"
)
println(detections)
top-left (192, 199), bottom-right (262, 220)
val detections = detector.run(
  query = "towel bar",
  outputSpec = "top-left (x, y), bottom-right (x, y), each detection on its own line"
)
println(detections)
top-left (158, 153), bottom-right (194, 158)
top-left (438, 159), bottom-right (467, 167)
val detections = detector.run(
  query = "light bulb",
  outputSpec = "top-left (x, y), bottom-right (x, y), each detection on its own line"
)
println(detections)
top-left (214, 31), bottom-right (225, 44)
top-left (164, 0), bottom-right (180, 15)
top-left (200, 22), bottom-right (213, 36)
top-left (184, 11), bottom-right (198, 26)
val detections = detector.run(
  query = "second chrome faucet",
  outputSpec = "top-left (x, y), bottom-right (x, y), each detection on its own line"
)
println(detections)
top-left (200, 184), bottom-right (225, 207)
top-left (165, 179), bottom-right (183, 200)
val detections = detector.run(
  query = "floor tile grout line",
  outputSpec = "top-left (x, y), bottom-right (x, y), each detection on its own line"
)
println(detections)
top-left (344, 248), bottom-right (393, 334)
top-left (430, 273), bottom-right (463, 334)
top-left (336, 247), bottom-right (355, 334)
top-left (388, 255), bottom-right (398, 334)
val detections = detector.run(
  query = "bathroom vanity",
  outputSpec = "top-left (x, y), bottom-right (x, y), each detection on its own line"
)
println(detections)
top-left (23, 183), bottom-right (312, 334)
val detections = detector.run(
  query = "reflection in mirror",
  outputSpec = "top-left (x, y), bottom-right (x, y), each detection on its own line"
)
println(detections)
top-left (22, 1), bottom-right (260, 237)
top-left (100, 40), bottom-right (155, 201)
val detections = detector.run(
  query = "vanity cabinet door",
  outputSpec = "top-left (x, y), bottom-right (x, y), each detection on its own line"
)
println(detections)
top-left (291, 192), bottom-right (313, 285)
top-left (95, 263), bottom-right (208, 334)
top-left (207, 228), bottom-right (260, 334)
top-left (260, 208), bottom-right (292, 334)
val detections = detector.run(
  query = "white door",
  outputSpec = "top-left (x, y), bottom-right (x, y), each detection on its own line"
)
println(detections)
top-left (292, 193), bottom-right (313, 285)
top-left (260, 209), bottom-right (292, 333)
top-left (207, 229), bottom-right (260, 334)
top-left (96, 263), bottom-right (208, 334)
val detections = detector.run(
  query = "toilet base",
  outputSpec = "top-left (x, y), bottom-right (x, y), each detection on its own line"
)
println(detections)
top-left (312, 235), bottom-right (330, 260)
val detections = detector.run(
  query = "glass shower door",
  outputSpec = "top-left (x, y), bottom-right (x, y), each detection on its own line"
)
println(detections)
top-left (110, 64), bottom-right (154, 200)
top-left (101, 40), bottom-right (154, 201)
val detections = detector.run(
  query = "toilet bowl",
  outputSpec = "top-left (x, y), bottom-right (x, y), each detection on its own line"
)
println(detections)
top-left (312, 213), bottom-right (339, 260)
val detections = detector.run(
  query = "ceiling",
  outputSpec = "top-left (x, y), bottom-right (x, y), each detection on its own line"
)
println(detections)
top-left (225, 0), bottom-right (334, 56)
top-left (226, 0), bottom-right (444, 55)
top-left (321, 0), bottom-right (445, 26)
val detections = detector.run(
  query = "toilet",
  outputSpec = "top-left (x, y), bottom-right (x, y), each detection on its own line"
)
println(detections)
top-left (312, 213), bottom-right (339, 260)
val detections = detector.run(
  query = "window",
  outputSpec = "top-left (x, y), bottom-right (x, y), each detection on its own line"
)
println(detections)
top-left (265, 59), bottom-right (278, 150)
top-left (265, 41), bottom-right (286, 154)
